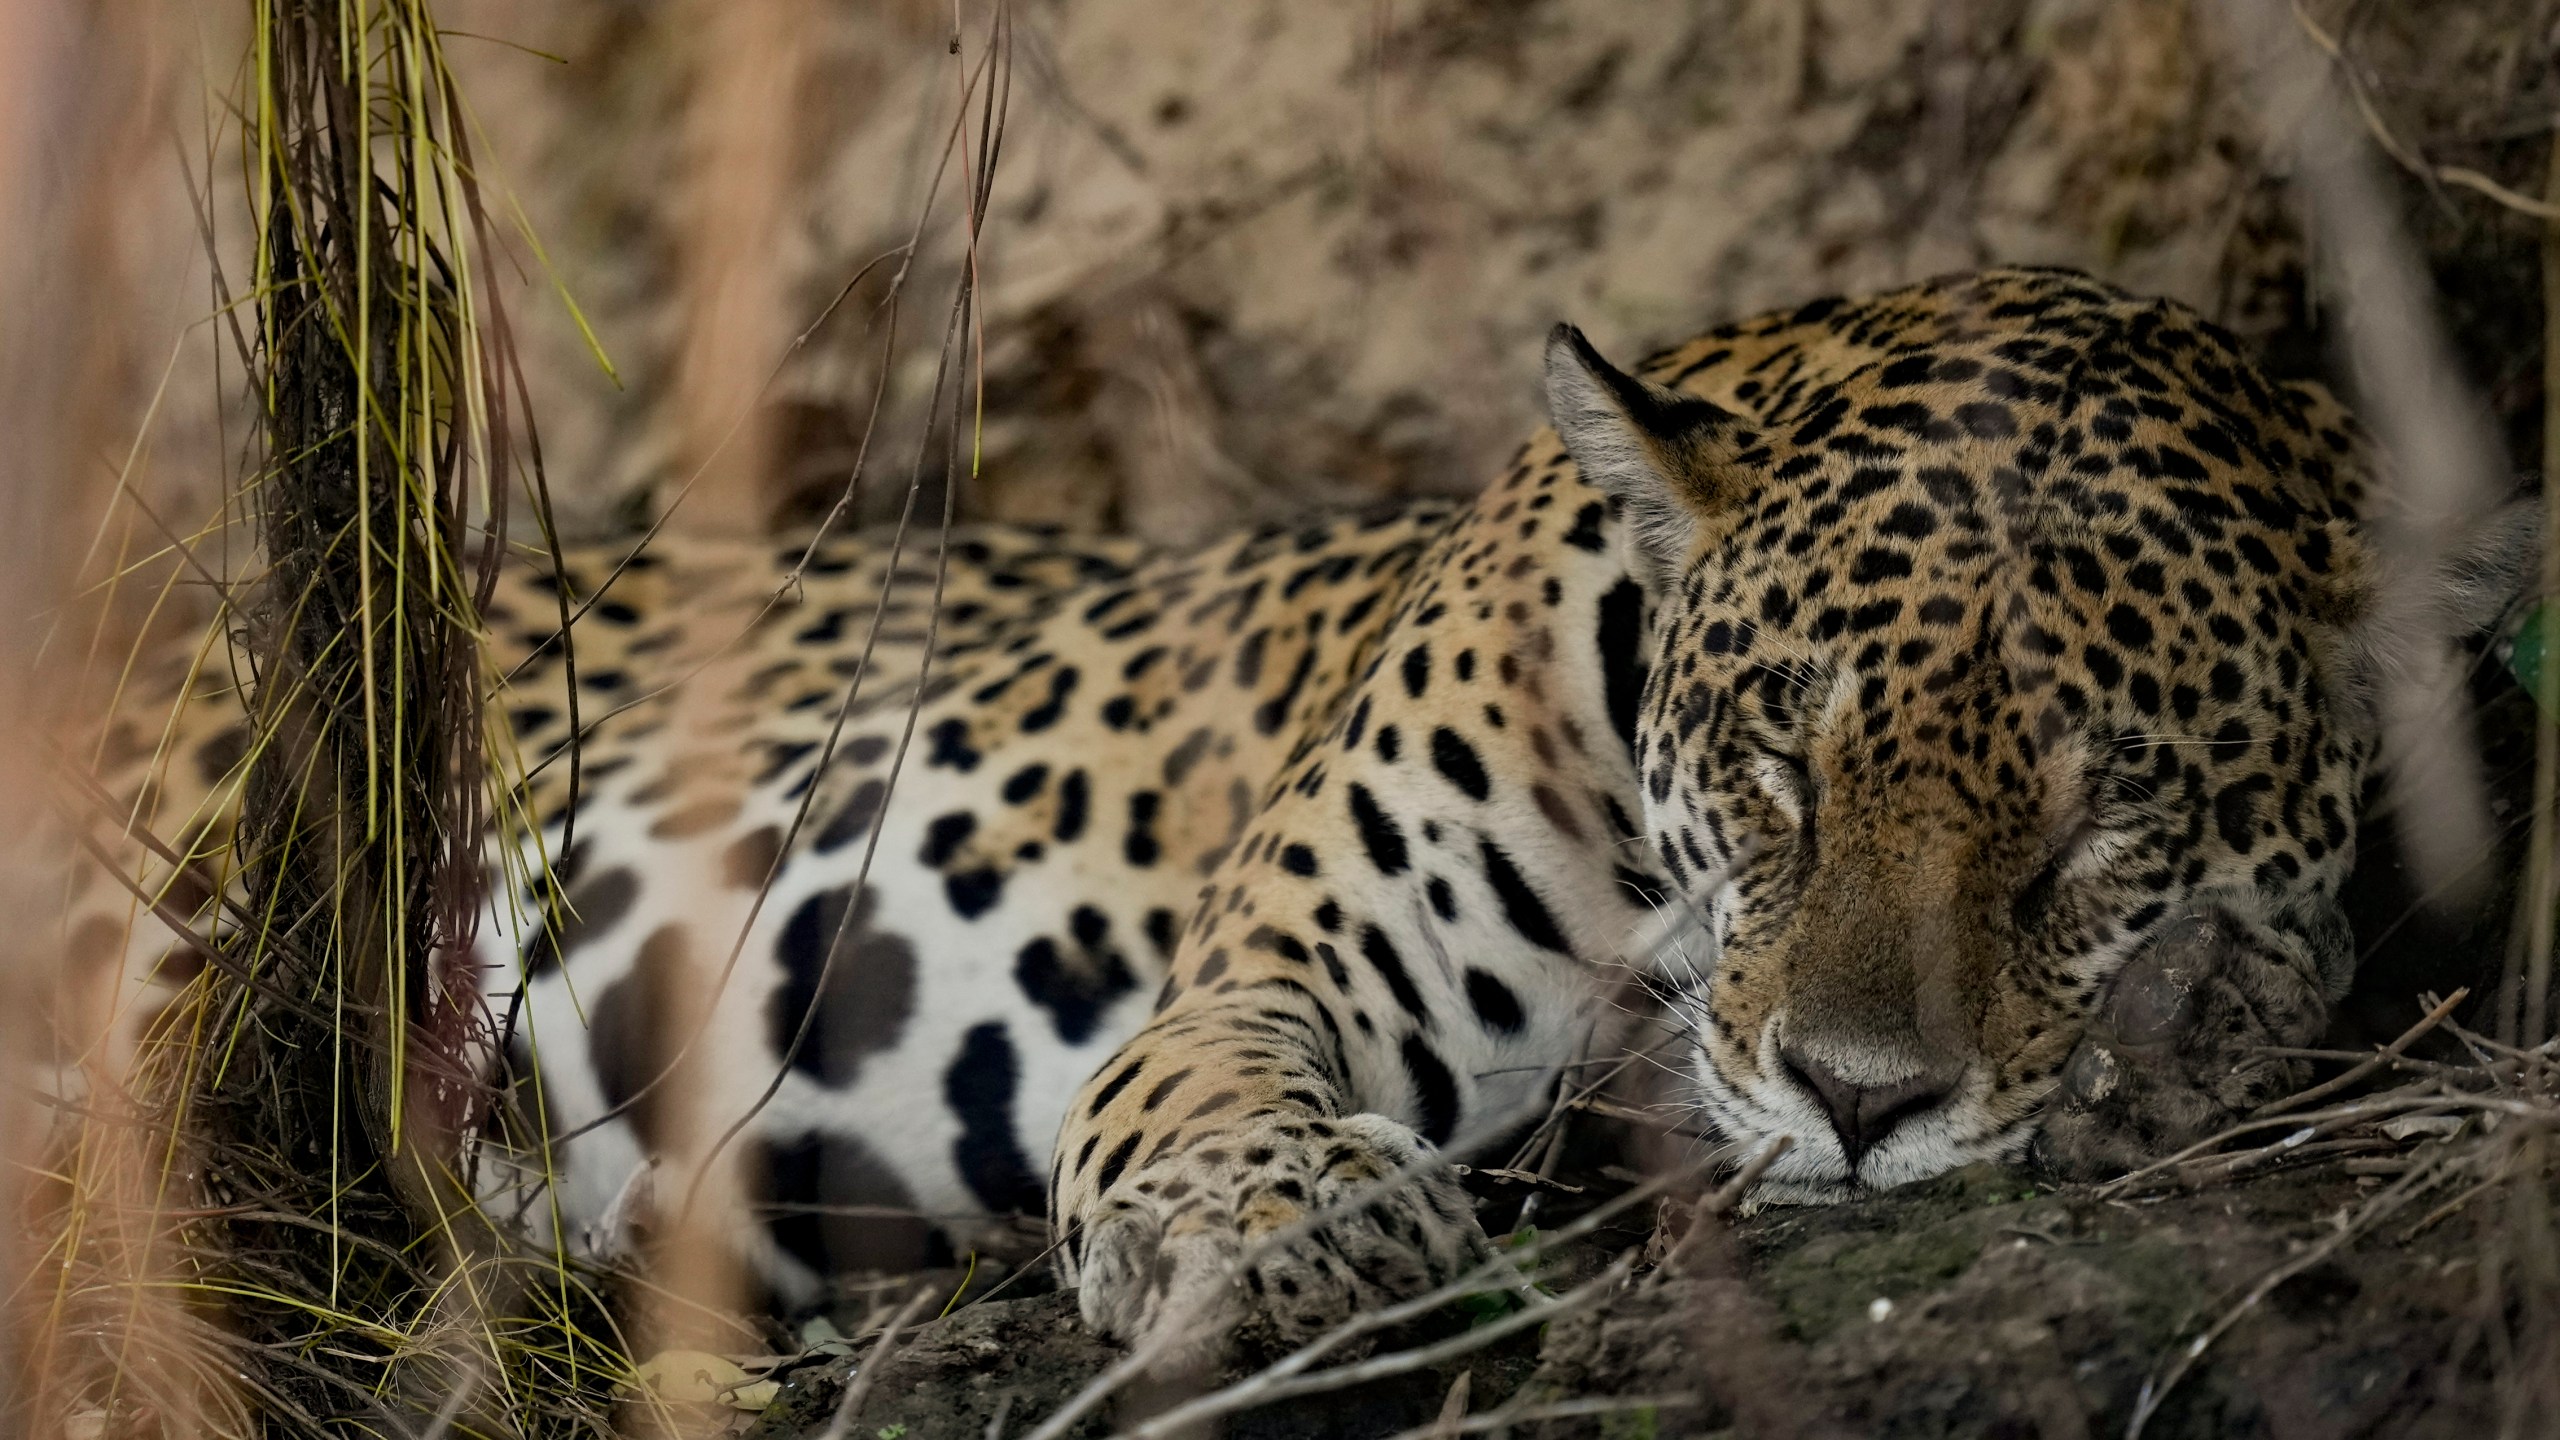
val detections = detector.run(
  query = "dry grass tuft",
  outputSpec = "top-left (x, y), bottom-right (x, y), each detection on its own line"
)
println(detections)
top-left (11, 1), bottom-right (635, 1434)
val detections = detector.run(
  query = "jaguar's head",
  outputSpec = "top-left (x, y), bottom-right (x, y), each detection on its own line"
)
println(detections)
top-left (1543, 305), bottom-right (2526, 1201)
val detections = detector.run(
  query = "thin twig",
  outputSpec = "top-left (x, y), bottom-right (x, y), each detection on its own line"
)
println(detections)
top-left (1115, 1254), bottom-right (1640, 1440)
top-left (1378, 1392), bottom-right (1704, 1440)
top-left (2126, 1154), bottom-right (2449, 1438)
top-left (2252, 987), bottom-right (2467, 1118)
top-left (815, 1283), bottom-right (940, 1440)
top-left (2288, 0), bottom-right (2560, 221)
top-left (545, 19), bottom-right (1009, 1147)
top-left (1424, 1371), bottom-right (1470, 1438)
top-left (2095, 1089), bottom-right (2455, 1197)
top-left (2166, 1135), bottom-right (2395, 1188)
top-left (1652, 1136), bottom-right (1793, 1278)
top-left (2401, 1168), bottom-right (2510, 1243)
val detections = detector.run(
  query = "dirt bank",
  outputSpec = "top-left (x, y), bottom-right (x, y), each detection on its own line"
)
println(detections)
top-left (739, 1152), bottom-right (2506, 1439)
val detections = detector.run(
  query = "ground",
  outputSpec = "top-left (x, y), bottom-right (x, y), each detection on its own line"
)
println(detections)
top-left (735, 1154), bottom-right (2502, 1439)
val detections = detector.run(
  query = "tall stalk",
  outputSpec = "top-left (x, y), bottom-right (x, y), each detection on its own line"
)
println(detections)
top-left (166, 1), bottom-right (613, 1430)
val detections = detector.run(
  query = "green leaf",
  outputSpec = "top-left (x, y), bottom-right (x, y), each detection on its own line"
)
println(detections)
top-left (2512, 601), bottom-right (2556, 711)
top-left (1452, 1288), bottom-right (1520, 1328)
top-left (1602, 1405), bottom-right (1660, 1439)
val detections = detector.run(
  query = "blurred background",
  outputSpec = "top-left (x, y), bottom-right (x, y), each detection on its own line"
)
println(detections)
top-left (87, 0), bottom-right (2560, 556)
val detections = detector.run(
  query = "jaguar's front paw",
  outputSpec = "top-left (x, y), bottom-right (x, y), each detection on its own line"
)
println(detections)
top-left (1063, 1111), bottom-right (1489, 1371)
top-left (2037, 906), bottom-right (2339, 1178)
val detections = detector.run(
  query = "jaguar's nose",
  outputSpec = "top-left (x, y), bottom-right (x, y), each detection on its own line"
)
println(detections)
top-left (1778, 1046), bottom-right (1952, 1174)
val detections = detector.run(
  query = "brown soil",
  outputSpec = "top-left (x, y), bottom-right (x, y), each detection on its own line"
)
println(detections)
top-left (416, 0), bottom-right (2552, 545)
top-left (744, 1156), bottom-right (2504, 1440)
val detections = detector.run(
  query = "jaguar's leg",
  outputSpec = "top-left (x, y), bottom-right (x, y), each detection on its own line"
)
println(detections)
top-left (1050, 991), bottom-right (1492, 1373)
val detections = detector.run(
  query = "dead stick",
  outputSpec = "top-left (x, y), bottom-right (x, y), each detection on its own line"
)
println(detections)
top-left (815, 1283), bottom-right (939, 1440)
top-left (1379, 1394), bottom-right (1703, 1440)
top-left (2126, 1154), bottom-right (2447, 1439)
top-left (2253, 988), bottom-right (2467, 1119)
top-left (2097, 1090), bottom-right (2454, 1197)
top-left (1117, 1254), bottom-right (1639, 1439)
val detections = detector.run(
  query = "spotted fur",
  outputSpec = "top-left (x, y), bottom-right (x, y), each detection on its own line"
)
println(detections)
top-left (62, 269), bottom-right (2528, 1351)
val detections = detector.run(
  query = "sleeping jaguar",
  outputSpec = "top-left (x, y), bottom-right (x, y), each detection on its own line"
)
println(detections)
top-left (68, 267), bottom-right (2528, 1360)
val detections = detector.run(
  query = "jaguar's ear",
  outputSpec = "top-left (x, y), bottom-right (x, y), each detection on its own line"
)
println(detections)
top-left (1543, 323), bottom-right (1761, 585)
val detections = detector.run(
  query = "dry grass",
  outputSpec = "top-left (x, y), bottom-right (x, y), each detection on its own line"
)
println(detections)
top-left (5, 0), bottom-right (636, 1433)
top-left (2102, 1000), bottom-right (2560, 1438)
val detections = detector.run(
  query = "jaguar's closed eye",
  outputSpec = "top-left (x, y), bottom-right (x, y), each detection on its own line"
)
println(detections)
top-left (2013, 814), bottom-right (2097, 931)
top-left (1760, 749), bottom-right (1811, 793)
top-left (1754, 748), bottom-right (1817, 825)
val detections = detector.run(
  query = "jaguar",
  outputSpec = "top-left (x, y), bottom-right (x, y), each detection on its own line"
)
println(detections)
top-left (63, 267), bottom-right (2528, 1365)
